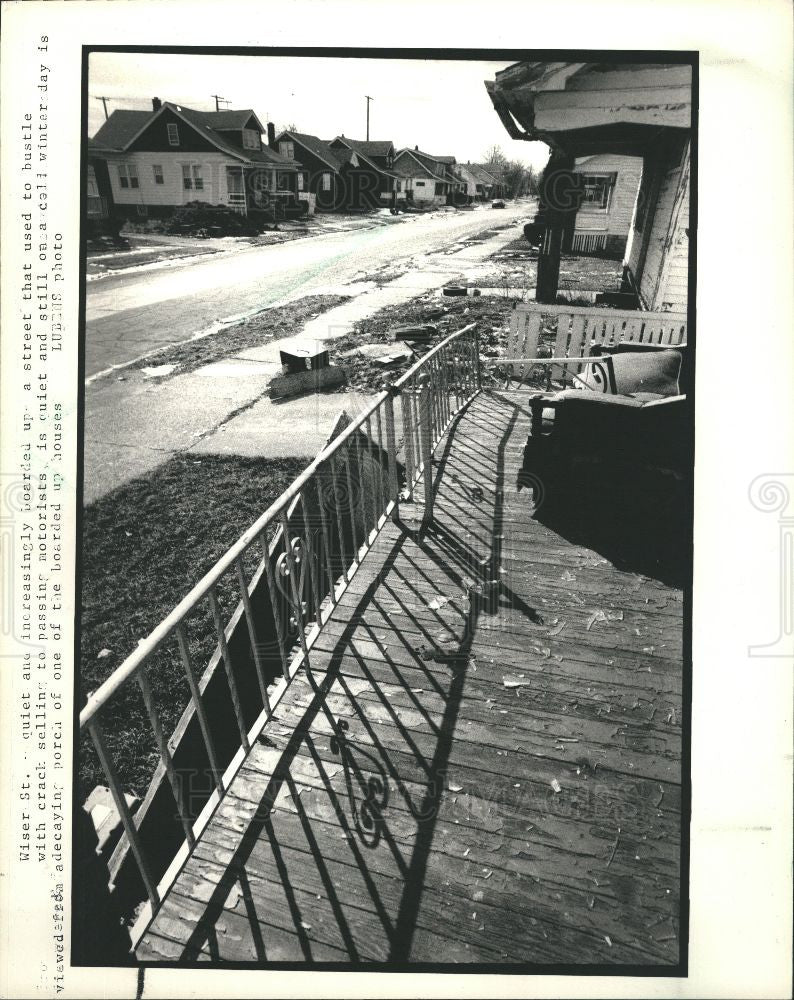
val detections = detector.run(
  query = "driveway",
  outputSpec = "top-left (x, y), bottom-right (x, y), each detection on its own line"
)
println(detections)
top-left (85, 202), bottom-right (532, 378)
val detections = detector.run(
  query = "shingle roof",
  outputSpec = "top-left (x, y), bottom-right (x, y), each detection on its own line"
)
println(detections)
top-left (198, 109), bottom-right (259, 130)
top-left (394, 150), bottom-right (449, 183)
top-left (412, 149), bottom-right (456, 167)
top-left (279, 131), bottom-right (344, 171)
top-left (471, 163), bottom-right (502, 183)
top-left (91, 103), bottom-right (299, 168)
top-left (335, 137), bottom-right (394, 159)
top-left (466, 163), bottom-right (499, 185)
top-left (92, 110), bottom-right (152, 150)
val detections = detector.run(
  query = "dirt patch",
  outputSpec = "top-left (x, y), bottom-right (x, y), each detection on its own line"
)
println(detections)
top-left (79, 454), bottom-right (307, 796)
top-left (488, 236), bottom-right (624, 294)
top-left (126, 294), bottom-right (350, 380)
top-left (327, 292), bottom-right (519, 393)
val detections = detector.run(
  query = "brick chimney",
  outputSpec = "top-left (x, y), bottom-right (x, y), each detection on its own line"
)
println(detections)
top-left (267, 122), bottom-right (276, 149)
top-left (152, 97), bottom-right (162, 111)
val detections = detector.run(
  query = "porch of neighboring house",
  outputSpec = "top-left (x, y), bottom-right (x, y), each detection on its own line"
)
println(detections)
top-left (226, 165), bottom-right (307, 222)
top-left (79, 323), bottom-right (684, 967)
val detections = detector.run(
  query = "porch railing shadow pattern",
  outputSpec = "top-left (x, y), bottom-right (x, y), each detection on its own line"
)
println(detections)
top-left (79, 323), bottom-right (482, 916)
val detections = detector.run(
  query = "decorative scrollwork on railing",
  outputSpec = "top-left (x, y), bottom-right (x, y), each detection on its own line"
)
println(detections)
top-left (276, 535), bottom-right (308, 634)
top-left (330, 718), bottom-right (389, 847)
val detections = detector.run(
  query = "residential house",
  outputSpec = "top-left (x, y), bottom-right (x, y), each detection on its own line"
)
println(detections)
top-left (89, 99), bottom-right (305, 223)
top-left (274, 130), bottom-right (392, 212)
top-left (327, 137), bottom-right (402, 209)
top-left (456, 162), bottom-right (501, 202)
top-left (486, 61), bottom-right (692, 309)
top-left (86, 137), bottom-right (116, 235)
top-left (393, 147), bottom-right (462, 208)
top-left (570, 154), bottom-right (643, 257)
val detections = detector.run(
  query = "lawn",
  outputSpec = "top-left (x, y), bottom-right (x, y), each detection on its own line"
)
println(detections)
top-left (127, 293), bottom-right (350, 380)
top-left (79, 453), bottom-right (308, 798)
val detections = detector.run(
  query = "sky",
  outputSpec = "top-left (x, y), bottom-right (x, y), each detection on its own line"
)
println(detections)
top-left (88, 52), bottom-right (551, 170)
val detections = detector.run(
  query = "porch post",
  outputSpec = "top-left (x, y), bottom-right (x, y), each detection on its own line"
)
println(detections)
top-left (535, 150), bottom-right (581, 304)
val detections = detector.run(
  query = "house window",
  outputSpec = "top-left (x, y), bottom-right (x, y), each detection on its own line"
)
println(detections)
top-left (117, 163), bottom-right (139, 189)
top-left (277, 173), bottom-right (290, 191)
top-left (321, 172), bottom-right (331, 191)
top-left (395, 180), bottom-right (401, 192)
top-left (279, 140), bottom-right (294, 160)
top-left (167, 122), bottom-right (180, 146)
top-left (153, 164), bottom-right (164, 185)
top-left (182, 164), bottom-right (203, 191)
top-left (435, 182), bottom-right (445, 195)
top-left (581, 174), bottom-right (614, 210)
top-left (242, 129), bottom-right (260, 150)
top-left (415, 180), bottom-right (425, 187)
top-left (87, 167), bottom-right (99, 198)
top-left (136, 204), bottom-right (148, 217)
top-left (297, 173), bottom-right (305, 191)
top-left (251, 170), bottom-right (271, 192)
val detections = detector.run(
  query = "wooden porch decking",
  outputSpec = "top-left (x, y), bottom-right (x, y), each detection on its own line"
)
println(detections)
top-left (136, 390), bottom-right (684, 967)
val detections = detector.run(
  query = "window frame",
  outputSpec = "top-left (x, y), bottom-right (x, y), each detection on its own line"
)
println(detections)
top-left (167, 122), bottom-right (180, 146)
top-left (321, 172), bottom-right (332, 192)
top-left (580, 173), bottom-right (615, 211)
top-left (242, 129), bottom-right (260, 150)
top-left (152, 164), bottom-right (164, 185)
top-left (279, 140), bottom-right (295, 160)
top-left (192, 165), bottom-right (204, 191)
top-left (117, 163), bottom-right (139, 190)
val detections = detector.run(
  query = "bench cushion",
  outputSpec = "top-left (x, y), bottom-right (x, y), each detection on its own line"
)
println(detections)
top-left (580, 349), bottom-right (682, 397)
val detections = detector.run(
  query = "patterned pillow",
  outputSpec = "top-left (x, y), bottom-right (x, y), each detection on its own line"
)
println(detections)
top-left (580, 349), bottom-right (682, 397)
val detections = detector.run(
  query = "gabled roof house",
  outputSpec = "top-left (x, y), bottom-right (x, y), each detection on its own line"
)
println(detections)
top-left (328, 136), bottom-right (402, 209)
top-left (89, 99), bottom-right (305, 220)
top-left (393, 147), bottom-right (462, 207)
top-left (274, 131), bottom-right (395, 212)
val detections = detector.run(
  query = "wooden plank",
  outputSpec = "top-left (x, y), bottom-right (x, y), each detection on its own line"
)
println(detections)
top-left (135, 389), bottom-right (683, 967)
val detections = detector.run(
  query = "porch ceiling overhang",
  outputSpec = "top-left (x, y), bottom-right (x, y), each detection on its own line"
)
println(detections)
top-left (486, 62), bottom-right (692, 157)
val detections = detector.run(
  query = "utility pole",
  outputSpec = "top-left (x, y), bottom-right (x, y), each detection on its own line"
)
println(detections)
top-left (95, 96), bottom-right (110, 121)
top-left (365, 95), bottom-right (373, 140)
top-left (211, 94), bottom-right (230, 111)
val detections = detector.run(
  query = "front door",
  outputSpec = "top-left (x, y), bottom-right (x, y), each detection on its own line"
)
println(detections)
top-left (226, 166), bottom-right (246, 213)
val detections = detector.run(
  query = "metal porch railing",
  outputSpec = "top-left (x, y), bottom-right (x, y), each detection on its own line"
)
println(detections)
top-left (79, 322), bottom-right (481, 930)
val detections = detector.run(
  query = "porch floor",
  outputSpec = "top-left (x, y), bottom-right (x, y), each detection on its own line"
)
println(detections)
top-left (136, 390), bottom-right (684, 967)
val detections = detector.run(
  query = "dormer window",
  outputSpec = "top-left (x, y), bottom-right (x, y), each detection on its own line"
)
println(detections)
top-left (167, 123), bottom-right (179, 146)
top-left (243, 129), bottom-right (260, 150)
top-left (279, 140), bottom-right (294, 160)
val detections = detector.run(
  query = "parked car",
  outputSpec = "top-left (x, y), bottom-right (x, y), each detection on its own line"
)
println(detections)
top-left (492, 199), bottom-right (506, 209)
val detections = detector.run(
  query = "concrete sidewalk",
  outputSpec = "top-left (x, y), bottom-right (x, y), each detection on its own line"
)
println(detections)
top-left (83, 221), bottom-right (523, 505)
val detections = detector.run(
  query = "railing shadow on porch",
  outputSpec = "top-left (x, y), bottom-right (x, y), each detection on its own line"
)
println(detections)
top-left (165, 390), bottom-right (520, 963)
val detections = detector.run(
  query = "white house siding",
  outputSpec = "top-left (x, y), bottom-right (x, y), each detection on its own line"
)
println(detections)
top-left (573, 154), bottom-right (642, 237)
top-left (105, 151), bottom-right (248, 210)
top-left (638, 142), bottom-right (690, 311)
top-left (403, 176), bottom-right (445, 208)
